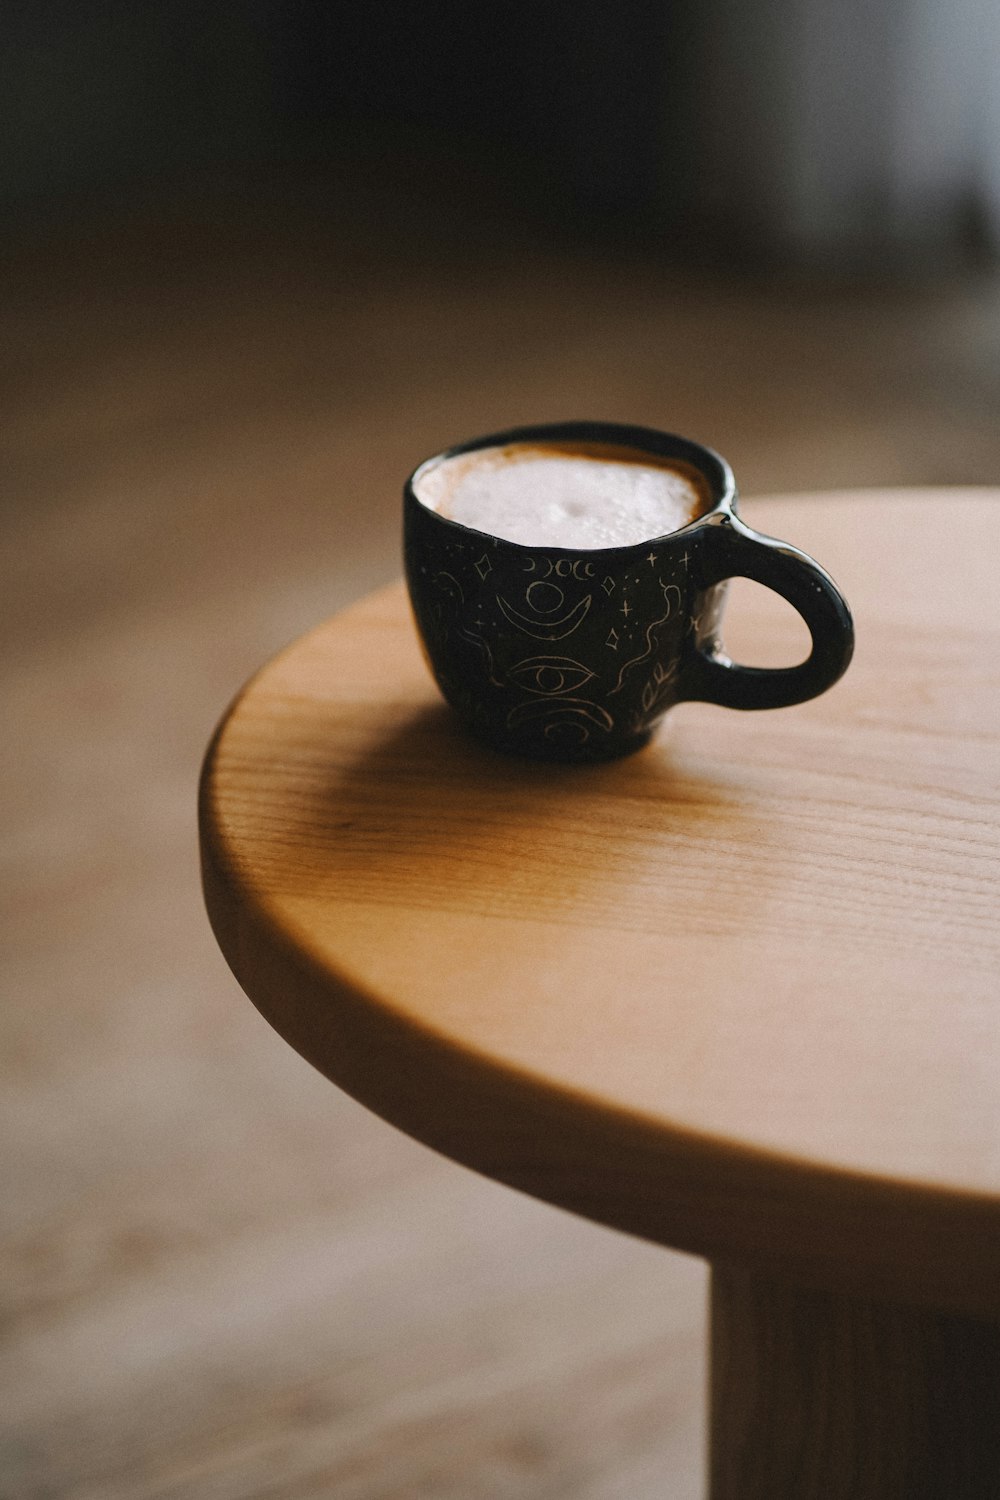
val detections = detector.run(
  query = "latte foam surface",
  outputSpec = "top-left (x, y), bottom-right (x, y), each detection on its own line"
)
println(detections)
top-left (415, 443), bottom-right (706, 549)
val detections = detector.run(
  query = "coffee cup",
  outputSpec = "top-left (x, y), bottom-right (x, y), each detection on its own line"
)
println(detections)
top-left (404, 421), bottom-right (853, 762)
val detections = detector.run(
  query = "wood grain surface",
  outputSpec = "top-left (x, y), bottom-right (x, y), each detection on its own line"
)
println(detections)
top-left (709, 1267), bottom-right (1000, 1499)
top-left (201, 493), bottom-right (1000, 1321)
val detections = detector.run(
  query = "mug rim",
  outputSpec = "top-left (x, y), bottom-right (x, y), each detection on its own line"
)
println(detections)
top-left (405, 420), bottom-right (737, 555)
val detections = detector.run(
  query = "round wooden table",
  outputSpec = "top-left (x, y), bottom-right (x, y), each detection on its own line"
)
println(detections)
top-left (200, 491), bottom-right (1000, 1498)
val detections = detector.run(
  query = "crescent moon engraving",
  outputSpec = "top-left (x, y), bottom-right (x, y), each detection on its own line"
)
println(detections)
top-left (496, 592), bottom-right (593, 641)
top-left (506, 697), bottom-right (613, 734)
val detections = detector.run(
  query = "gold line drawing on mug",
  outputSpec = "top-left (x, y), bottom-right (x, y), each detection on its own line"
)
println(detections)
top-left (523, 557), bottom-right (597, 580)
top-left (525, 580), bottom-right (566, 613)
top-left (506, 655), bottom-right (597, 697)
top-left (608, 585), bottom-right (682, 694)
top-left (506, 696), bottom-right (614, 742)
top-left (457, 625), bottom-right (504, 687)
top-left (641, 659), bottom-right (679, 714)
top-left (496, 589), bottom-right (592, 640)
top-left (432, 570), bottom-right (465, 603)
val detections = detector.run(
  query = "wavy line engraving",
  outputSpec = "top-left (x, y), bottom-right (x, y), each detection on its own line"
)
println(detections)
top-left (608, 583), bottom-right (682, 695)
top-left (432, 570), bottom-right (465, 603)
top-left (457, 626), bottom-right (503, 686)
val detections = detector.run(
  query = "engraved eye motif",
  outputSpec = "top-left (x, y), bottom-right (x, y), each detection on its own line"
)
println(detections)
top-left (508, 655), bottom-right (597, 697)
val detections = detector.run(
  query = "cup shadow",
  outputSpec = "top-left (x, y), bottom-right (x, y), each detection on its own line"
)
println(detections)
top-left (270, 700), bottom-right (759, 938)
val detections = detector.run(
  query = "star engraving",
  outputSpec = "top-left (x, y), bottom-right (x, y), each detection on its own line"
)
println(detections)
top-left (474, 553), bottom-right (493, 580)
top-left (605, 627), bottom-right (620, 650)
top-left (601, 575), bottom-right (617, 596)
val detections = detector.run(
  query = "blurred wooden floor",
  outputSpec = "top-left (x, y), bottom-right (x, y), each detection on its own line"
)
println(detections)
top-left (3, 165), bottom-right (1000, 1499)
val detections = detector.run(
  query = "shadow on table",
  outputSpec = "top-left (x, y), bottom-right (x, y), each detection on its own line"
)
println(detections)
top-left (277, 700), bottom-right (761, 938)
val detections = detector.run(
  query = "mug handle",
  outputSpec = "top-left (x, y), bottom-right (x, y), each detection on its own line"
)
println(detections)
top-left (681, 514), bottom-right (855, 710)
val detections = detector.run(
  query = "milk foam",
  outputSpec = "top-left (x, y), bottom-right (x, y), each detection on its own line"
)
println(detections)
top-left (415, 443), bottom-right (705, 549)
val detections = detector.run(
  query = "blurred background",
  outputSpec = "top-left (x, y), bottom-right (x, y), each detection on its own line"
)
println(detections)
top-left (3, 3), bottom-right (999, 1496)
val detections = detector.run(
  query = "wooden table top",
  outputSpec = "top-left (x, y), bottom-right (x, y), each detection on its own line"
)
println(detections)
top-left (200, 491), bottom-right (1000, 1319)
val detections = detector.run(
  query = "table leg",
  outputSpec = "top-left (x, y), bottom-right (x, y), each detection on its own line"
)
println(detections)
top-left (709, 1265), bottom-right (1000, 1499)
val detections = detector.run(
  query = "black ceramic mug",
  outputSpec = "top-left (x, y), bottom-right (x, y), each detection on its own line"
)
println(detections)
top-left (404, 422), bottom-right (854, 762)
